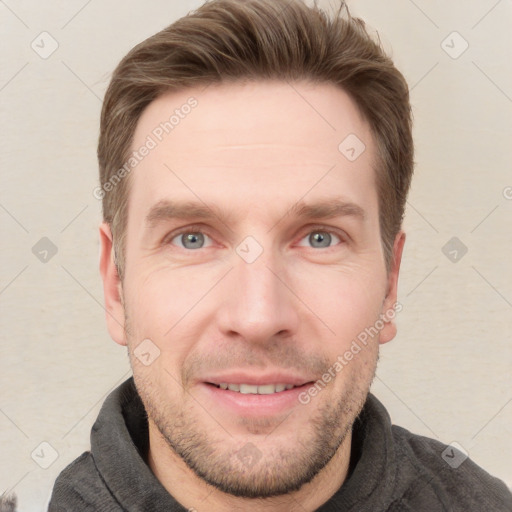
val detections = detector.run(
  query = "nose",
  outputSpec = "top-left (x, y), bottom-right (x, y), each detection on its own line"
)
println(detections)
top-left (216, 242), bottom-right (300, 345)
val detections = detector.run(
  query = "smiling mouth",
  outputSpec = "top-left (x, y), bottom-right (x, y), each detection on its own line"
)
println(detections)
top-left (206, 382), bottom-right (312, 395)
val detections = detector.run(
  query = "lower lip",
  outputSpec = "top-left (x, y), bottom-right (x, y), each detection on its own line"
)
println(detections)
top-left (198, 382), bottom-right (313, 417)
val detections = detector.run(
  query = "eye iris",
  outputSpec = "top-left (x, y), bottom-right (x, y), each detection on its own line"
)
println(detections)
top-left (310, 231), bottom-right (331, 248)
top-left (182, 232), bottom-right (204, 249)
top-left (177, 231), bottom-right (334, 250)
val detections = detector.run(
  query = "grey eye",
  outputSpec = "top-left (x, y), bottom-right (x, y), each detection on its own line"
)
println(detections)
top-left (174, 232), bottom-right (209, 250)
top-left (309, 231), bottom-right (332, 248)
top-left (297, 230), bottom-right (342, 249)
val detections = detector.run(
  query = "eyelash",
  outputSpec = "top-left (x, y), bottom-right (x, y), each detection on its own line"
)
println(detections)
top-left (163, 224), bottom-right (347, 251)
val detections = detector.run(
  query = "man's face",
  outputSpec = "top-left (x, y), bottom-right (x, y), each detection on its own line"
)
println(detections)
top-left (101, 80), bottom-right (404, 498)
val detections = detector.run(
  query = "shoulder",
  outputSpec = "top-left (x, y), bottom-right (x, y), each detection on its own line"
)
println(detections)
top-left (390, 424), bottom-right (512, 511)
top-left (48, 451), bottom-right (120, 511)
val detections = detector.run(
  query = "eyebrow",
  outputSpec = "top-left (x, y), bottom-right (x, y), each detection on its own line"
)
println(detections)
top-left (144, 197), bottom-right (366, 229)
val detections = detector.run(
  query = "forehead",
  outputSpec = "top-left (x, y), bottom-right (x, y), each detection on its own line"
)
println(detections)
top-left (127, 80), bottom-right (378, 225)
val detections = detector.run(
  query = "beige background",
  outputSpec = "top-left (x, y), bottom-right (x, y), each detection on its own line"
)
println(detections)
top-left (1, 0), bottom-right (511, 510)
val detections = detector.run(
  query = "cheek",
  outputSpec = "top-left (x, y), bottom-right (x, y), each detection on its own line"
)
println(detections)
top-left (125, 248), bottom-right (386, 347)
top-left (123, 266), bottom-right (214, 370)
top-left (124, 272), bottom-right (189, 392)
top-left (293, 264), bottom-right (385, 338)
top-left (125, 267), bottom-right (184, 332)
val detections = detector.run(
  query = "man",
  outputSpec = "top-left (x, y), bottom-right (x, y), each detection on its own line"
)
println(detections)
top-left (49, 0), bottom-right (512, 510)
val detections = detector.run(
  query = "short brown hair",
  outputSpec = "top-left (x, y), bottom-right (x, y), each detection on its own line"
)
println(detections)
top-left (98, 0), bottom-right (414, 280)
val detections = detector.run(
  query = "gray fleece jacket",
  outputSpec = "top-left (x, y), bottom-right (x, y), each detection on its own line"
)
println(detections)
top-left (48, 378), bottom-right (512, 511)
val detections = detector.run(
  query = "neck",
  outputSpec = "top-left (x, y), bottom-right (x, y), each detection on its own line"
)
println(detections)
top-left (148, 425), bottom-right (353, 512)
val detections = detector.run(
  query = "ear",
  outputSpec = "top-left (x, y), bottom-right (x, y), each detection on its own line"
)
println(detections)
top-left (99, 222), bottom-right (127, 346)
top-left (379, 230), bottom-right (406, 345)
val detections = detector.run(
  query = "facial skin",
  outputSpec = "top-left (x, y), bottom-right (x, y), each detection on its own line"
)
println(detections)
top-left (99, 80), bottom-right (405, 512)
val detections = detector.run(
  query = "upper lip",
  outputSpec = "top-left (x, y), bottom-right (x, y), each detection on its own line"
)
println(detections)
top-left (200, 371), bottom-right (315, 387)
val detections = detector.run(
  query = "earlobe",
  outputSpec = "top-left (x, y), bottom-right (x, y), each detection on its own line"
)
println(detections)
top-left (99, 222), bottom-right (127, 346)
top-left (379, 230), bottom-right (406, 345)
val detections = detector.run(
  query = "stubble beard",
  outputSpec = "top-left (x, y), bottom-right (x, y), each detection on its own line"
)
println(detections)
top-left (123, 295), bottom-right (378, 499)
top-left (131, 354), bottom-right (377, 499)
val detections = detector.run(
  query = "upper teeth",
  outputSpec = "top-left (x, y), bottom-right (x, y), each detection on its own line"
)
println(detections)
top-left (216, 383), bottom-right (296, 394)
